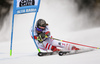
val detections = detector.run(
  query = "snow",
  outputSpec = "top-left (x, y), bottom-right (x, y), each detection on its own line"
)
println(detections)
top-left (1, 27), bottom-right (100, 64)
top-left (0, 0), bottom-right (100, 64)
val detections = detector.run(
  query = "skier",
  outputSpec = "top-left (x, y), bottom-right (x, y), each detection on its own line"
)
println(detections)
top-left (30, 19), bottom-right (80, 52)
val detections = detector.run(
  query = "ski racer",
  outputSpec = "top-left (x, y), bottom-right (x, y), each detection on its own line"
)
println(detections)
top-left (30, 19), bottom-right (80, 52)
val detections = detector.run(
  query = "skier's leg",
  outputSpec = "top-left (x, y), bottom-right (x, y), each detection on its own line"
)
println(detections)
top-left (42, 38), bottom-right (60, 52)
top-left (51, 39), bottom-right (80, 51)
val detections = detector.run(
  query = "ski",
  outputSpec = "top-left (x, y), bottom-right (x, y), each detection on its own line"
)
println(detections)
top-left (59, 48), bottom-right (94, 56)
top-left (38, 51), bottom-right (58, 56)
top-left (38, 48), bottom-right (94, 56)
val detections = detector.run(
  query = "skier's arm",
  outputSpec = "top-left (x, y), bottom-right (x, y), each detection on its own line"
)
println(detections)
top-left (34, 31), bottom-right (50, 40)
top-left (34, 32), bottom-right (50, 43)
top-left (44, 26), bottom-right (51, 38)
top-left (34, 34), bottom-right (44, 43)
top-left (45, 31), bottom-right (50, 38)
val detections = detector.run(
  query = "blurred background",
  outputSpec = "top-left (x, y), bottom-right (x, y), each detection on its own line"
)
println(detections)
top-left (0, 0), bottom-right (100, 42)
top-left (0, 0), bottom-right (13, 42)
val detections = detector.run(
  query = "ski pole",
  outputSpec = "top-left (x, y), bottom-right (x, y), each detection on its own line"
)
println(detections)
top-left (51, 37), bottom-right (100, 49)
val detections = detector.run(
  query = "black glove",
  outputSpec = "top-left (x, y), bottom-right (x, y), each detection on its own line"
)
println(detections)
top-left (37, 33), bottom-right (45, 43)
top-left (37, 32), bottom-right (50, 43)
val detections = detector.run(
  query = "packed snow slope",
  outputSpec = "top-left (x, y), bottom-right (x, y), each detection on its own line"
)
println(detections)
top-left (0, 27), bottom-right (100, 64)
top-left (0, 0), bottom-right (100, 64)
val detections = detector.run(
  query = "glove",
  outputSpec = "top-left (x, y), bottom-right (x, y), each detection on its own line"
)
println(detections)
top-left (39, 32), bottom-right (45, 39)
top-left (37, 39), bottom-right (43, 43)
top-left (37, 37), bottom-right (43, 43)
top-left (45, 31), bottom-right (50, 38)
top-left (37, 32), bottom-right (50, 43)
top-left (37, 33), bottom-right (45, 43)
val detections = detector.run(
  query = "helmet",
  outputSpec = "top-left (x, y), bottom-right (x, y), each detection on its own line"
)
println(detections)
top-left (36, 19), bottom-right (46, 30)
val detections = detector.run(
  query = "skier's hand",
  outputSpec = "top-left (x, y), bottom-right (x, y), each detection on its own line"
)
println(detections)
top-left (37, 39), bottom-right (43, 43)
top-left (39, 33), bottom-right (45, 39)
top-left (37, 32), bottom-right (50, 43)
top-left (45, 31), bottom-right (50, 38)
top-left (37, 33), bottom-right (45, 43)
top-left (37, 37), bottom-right (43, 43)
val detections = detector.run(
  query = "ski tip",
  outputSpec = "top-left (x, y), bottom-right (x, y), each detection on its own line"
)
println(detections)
top-left (38, 52), bottom-right (55, 56)
top-left (38, 52), bottom-right (44, 56)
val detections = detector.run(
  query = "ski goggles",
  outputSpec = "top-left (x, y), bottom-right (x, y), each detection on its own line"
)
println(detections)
top-left (36, 27), bottom-right (43, 32)
top-left (39, 26), bottom-right (45, 29)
